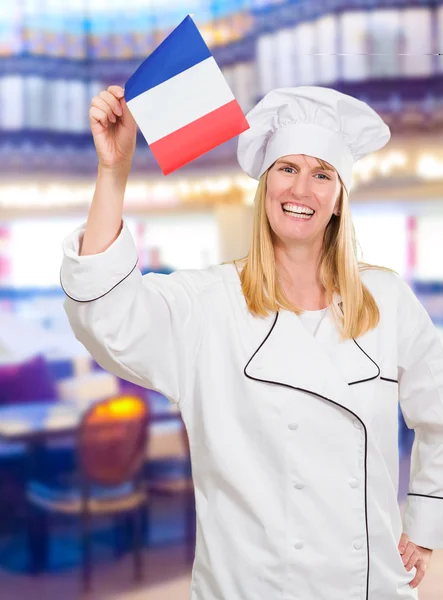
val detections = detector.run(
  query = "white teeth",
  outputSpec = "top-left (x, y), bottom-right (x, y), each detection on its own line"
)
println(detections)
top-left (282, 203), bottom-right (314, 215)
top-left (283, 210), bottom-right (312, 219)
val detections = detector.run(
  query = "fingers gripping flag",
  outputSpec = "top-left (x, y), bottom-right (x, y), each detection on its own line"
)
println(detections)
top-left (124, 15), bottom-right (250, 175)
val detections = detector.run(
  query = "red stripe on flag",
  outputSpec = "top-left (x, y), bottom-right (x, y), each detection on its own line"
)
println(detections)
top-left (150, 99), bottom-right (250, 175)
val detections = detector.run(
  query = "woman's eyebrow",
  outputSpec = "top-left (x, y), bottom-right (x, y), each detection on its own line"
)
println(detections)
top-left (276, 160), bottom-right (334, 172)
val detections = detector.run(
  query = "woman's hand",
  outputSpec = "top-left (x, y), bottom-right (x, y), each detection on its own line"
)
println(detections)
top-left (89, 85), bottom-right (137, 171)
top-left (398, 532), bottom-right (433, 589)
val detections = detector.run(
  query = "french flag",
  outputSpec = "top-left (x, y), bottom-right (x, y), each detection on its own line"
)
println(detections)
top-left (124, 15), bottom-right (250, 175)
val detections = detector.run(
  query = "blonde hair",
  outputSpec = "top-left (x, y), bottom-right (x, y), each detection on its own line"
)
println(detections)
top-left (225, 159), bottom-right (397, 341)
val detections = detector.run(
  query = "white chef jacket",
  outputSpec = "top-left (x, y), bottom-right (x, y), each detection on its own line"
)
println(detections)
top-left (60, 220), bottom-right (443, 600)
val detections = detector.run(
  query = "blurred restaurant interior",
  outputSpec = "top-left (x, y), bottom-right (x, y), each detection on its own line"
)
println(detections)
top-left (0, 0), bottom-right (443, 598)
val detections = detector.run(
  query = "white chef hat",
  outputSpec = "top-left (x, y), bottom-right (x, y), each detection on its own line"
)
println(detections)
top-left (237, 86), bottom-right (391, 194)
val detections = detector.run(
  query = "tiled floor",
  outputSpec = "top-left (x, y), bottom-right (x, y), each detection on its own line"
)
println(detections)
top-left (0, 541), bottom-right (192, 600)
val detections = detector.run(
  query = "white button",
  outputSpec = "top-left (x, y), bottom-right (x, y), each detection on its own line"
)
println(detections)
top-left (293, 482), bottom-right (305, 490)
top-left (353, 541), bottom-right (363, 550)
top-left (349, 478), bottom-right (359, 488)
top-left (353, 420), bottom-right (362, 429)
top-left (288, 422), bottom-right (299, 430)
top-left (294, 541), bottom-right (304, 549)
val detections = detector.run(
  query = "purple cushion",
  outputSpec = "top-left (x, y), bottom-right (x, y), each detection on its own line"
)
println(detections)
top-left (0, 354), bottom-right (57, 405)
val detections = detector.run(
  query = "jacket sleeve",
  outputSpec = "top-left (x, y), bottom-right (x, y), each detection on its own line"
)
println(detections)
top-left (397, 276), bottom-right (443, 549)
top-left (59, 219), bottom-right (205, 407)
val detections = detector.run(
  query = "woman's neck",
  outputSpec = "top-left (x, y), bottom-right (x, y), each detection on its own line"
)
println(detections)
top-left (275, 247), bottom-right (327, 311)
top-left (280, 281), bottom-right (328, 311)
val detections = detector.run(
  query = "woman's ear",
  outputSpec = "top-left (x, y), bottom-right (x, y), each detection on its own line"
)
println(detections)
top-left (333, 187), bottom-right (343, 216)
top-left (333, 179), bottom-right (344, 217)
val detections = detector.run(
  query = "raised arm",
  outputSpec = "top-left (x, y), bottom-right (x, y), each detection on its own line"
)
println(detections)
top-left (60, 86), bottom-right (204, 407)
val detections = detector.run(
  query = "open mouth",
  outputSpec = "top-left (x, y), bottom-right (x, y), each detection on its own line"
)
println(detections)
top-left (281, 204), bottom-right (315, 220)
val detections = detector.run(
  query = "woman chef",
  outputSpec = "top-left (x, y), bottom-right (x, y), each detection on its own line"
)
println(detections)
top-left (60, 84), bottom-right (443, 600)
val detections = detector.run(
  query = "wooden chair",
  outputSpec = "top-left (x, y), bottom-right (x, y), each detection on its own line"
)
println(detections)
top-left (26, 394), bottom-right (149, 592)
top-left (113, 377), bottom-right (196, 561)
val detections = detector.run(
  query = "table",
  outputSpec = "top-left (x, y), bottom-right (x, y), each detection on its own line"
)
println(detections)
top-left (0, 397), bottom-right (181, 444)
top-left (55, 371), bottom-right (119, 403)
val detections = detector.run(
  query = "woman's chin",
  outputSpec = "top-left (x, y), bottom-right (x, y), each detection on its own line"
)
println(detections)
top-left (277, 221), bottom-right (323, 244)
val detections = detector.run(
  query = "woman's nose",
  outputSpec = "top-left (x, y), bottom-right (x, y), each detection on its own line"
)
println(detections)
top-left (289, 173), bottom-right (311, 197)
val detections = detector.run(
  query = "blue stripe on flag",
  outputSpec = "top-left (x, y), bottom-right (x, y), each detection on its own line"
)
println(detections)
top-left (125, 15), bottom-right (211, 103)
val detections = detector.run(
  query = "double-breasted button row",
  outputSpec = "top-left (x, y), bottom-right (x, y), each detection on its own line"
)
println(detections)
top-left (289, 418), bottom-right (363, 554)
top-left (289, 422), bottom-right (304, 551)
top-left (293, 540), bottom-right (363, 551)
top-left (292, 478), bottom-right (359, 490)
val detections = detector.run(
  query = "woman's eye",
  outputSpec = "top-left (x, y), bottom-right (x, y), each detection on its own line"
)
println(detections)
top-left (279, 167), bottom-right (329, 180)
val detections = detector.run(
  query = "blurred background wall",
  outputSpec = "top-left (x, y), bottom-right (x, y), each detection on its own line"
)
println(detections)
top-left (0, 1), bottom-right (442, 599)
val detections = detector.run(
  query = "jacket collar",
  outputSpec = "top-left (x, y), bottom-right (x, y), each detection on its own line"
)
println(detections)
top-left (242, 286), bottom-right (380, 424)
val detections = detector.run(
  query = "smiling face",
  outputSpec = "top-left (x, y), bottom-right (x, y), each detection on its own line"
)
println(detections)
top-left (265, 154), bottom-right (342, 248)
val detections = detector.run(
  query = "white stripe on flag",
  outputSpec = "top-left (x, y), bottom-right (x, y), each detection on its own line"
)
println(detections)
top-left (126, 56), bottom-right (235, 144)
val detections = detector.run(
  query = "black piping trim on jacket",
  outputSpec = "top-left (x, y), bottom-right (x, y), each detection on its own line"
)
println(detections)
top-left (243, 311), bottom-right (371, 600)
top-left (407, 493), bottom-right (443, 500)
top-left (379, 376), bottom-right (398, 383)
top-left (337, 301), bottom-right (380, 386)
top-left (349, 339), bottom-right (380, 385)
top-left (59, 259), bottom-right (139, 303)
